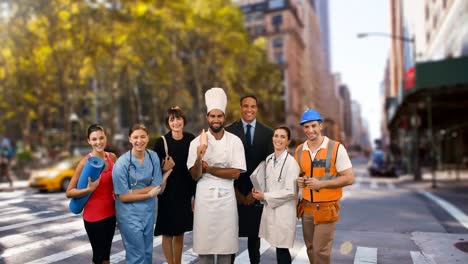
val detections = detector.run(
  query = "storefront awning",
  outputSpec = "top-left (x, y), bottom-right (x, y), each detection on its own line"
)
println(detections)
top-left (406, 56), bottom-right (468, 96)
top-left (389, 56), bottom-right (468, 130)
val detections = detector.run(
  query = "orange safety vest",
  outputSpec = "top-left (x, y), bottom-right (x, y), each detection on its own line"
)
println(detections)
top-left (294, 139), bottom-right (342, 202)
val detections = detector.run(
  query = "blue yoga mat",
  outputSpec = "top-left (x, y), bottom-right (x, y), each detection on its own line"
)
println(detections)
top-left (69, 156), bottom-right (105, 214)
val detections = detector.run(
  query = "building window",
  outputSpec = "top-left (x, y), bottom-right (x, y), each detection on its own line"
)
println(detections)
top-left (272, 37), bottom-right (283, 48)
top-left (272, 14), bottom-right (283, 31)
top-left (252, 12), bottom-right (264, 22)
top-left (268, 0), bottom-right (285, 10)
top-left (274, 52), bottom-right (284, 64)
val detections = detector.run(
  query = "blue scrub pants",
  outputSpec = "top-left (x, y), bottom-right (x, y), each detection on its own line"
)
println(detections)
top-left (118, 215), bottom-right (155, 264)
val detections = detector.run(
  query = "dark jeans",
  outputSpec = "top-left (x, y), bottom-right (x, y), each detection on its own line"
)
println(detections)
top-left (231, 236), bottom-right (260, 264)
top-left (276, 248), bottom-right (291, 264)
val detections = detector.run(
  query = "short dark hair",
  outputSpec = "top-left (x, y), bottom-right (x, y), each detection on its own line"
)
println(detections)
top-left (165, 106), bottom-right (187, 129)
top-left (87, 124), bottom-right (105, 139)
top-left (240, 95), bottom-right (258, 105)
top-left (274, 125), bottom-right (291, 140)
top-left (129, 124), bottom-right (149, 137)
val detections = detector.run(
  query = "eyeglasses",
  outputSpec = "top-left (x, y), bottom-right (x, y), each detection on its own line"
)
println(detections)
top-left (126, 149), bottom-right (155, 189)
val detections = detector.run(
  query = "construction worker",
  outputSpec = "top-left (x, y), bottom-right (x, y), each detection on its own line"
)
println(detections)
top-left (295, 109), bottom-right (354, 264)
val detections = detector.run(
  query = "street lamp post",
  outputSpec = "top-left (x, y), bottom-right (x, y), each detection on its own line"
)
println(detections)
top-left (357, 32), bottom-right (422, 181)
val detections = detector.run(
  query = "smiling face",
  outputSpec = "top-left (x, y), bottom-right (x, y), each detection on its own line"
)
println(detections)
top-left (207, 109), bottom-right (225, 133)
top-left (240, 96), bottom-right (257, 123)
top-left (129, 129), bottom-right (149, 152)
top-left (302, 120), bottom-right (322, 142)
top-left (88, 130), bottom-right (107, 153)
top-left (168, 115), bottom-right (185, 133)
top-left (272, 128), bottom-right (290, 152)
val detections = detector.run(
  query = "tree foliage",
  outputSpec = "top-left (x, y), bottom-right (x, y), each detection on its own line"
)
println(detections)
top-left (0, 0), bottom-right (283, 150)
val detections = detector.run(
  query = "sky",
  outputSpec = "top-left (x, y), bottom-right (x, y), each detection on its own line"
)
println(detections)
top-left (329, 0), bottom-right (390, 144)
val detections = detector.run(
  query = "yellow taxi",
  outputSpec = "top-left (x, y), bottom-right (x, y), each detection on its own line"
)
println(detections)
top-left (29, 156), bottom-right (81, 192)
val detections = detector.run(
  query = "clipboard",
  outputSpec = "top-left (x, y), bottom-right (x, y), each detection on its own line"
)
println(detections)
top-left (250, 161), bottom-right (266, 192)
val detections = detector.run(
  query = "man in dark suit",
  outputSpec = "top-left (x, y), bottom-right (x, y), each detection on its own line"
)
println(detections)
top-left (226, 95), bottom-right (273, 264)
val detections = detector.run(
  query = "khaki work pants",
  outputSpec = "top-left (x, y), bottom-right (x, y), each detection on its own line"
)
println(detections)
top-left (301, 212), bottom-right (336, 264)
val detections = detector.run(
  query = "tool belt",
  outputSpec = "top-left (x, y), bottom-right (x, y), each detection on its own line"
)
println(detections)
top-left (297, 200), bottom-right (340, 224)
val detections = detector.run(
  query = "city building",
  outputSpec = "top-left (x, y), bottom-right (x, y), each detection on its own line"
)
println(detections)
top-left (237, 0), bottom-right (342, 140)
top-left (385, 0), bottom-right (468, 178)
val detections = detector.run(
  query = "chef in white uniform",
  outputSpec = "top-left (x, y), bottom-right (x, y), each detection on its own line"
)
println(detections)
top-left (187, 87), bottom-right (246, 264)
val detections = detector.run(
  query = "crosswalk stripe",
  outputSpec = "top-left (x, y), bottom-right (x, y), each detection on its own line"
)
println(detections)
top-left (109, 236), bottom-right (162, 263)
top-left (0, 190), bottom-right (26, 199)
top-left (0, 207), bottom-right (30, 216)
top-left (0, 219), bottom-right (82, 247)
top-left (420, 191), bottom-right (468, 229)
top-left (0, 214), bottom-right (77, 232)
top-left (181, 248), bottom-right (198, 264)
top-left (0, 198), bottom-right (24, 207)
top-left (387, 182), bottom-right (396, 189)
top-left (291, 246), bottom-right (309, 264)
top-left (354, 247), bottom-right (377, 264)
top-left (24, 234), bottom-right (122, 264)
top-left (234, 238), bottom-right (270, 263)
top-left (0, 230), bottom-right (87, 258)
top-left (369, 181), bottom-right (378, 189)
top-left (410, 251), bottom-right (436, 264)
top-left (0, 210), bottom-right (54, 222)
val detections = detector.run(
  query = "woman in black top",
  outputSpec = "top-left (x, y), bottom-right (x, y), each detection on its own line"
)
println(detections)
top-left (154, 106), bottom-right (195, 264)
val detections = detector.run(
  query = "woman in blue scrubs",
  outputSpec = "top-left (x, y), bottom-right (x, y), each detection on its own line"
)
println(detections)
top-left (112, 124), bottom-right (163, 264)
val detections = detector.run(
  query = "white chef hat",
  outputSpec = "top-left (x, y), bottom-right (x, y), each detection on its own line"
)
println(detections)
top-left (205, 87), bottom-right (227, 114)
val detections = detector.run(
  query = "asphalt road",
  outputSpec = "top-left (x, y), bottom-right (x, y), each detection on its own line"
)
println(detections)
top-left (0, 160), bottom-right (467, 263)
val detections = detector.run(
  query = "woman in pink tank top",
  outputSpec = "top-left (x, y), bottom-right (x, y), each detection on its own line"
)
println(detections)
top-left (66, 124), bottom-right (117, 264)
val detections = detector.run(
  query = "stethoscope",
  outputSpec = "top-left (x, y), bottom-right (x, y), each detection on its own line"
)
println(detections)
top-left (127, 149), bottom-right (154, 189)
top-left (265, 151), bottom-right (288, 182)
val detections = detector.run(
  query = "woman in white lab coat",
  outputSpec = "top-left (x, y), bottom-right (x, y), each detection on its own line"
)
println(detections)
top-left (252, 126), bottom-right (300, 264)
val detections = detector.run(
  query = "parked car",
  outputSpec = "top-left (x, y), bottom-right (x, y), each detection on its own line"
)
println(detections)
top-left (368, 149), bottom-right (397, 177)
top-left (29, 156), bottom-right (81, 192)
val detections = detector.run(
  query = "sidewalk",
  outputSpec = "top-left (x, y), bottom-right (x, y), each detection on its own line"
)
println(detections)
top-left (397, 168), bottom-right (468, 191)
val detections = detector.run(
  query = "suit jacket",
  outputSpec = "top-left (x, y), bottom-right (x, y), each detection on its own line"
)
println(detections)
top-left (226, 119), bottom-right (274, 195)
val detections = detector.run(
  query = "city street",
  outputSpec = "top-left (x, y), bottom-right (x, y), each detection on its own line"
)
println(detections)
top-left (1, 159), bottom-right (467, 264)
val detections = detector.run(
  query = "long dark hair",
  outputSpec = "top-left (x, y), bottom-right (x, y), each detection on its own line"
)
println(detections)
top-left (87, 124), bottom-right (105, 139)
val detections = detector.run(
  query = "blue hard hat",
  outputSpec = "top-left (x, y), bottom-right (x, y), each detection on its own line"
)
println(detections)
top-left (300, 109), bottom-right (323, 125)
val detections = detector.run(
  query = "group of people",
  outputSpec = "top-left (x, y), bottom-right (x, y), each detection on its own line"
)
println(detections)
top-left (65, 87), bottom-right (354, 264)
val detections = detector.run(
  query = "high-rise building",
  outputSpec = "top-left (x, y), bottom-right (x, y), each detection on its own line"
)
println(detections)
top-left (237, 0), bottom-right (340, 140)
top-left (311, 0), bottom-right (331, 71)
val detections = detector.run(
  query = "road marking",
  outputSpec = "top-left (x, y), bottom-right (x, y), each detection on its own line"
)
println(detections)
top-left (0, 207), bottom-right (30, 216)
top-left (292, 246), bottom-right (309, 263)
top-left (352, 180), bottom-right (361, 189)
top-left (110, 236), bottom-right (162, 263)
top-left (181, 248), bottom-right (198, 264)
top-left (354, 247), bottom-right (377, 264)
top-left (0, 190), bottom-right (27, 198)
top-left (0, 214), bottom-right (77, 232)
top-left (0, 219), bottom-right (82, 247)
top-left (0, 198), bottom-right (24, 207)
top-left (25, 234), bottom-right (122, 264)
top-left (420, 191), bottom-right (468, 229)
top-left (234, 238), bottom-right (271, 263)
top-left (410, 251), bottom-right (436, 264)
top-left (1, 230), bottom-right (86, 258)
top-left (369, 181), bottom-right (378, 189)
top-left (0, 210), bottom-right (54, 222)
top-left (386, 182), bottom-right (396, 190)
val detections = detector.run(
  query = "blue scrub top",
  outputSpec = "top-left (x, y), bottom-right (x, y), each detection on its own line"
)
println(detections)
top-left (112, 149), bottom-right (163, 221)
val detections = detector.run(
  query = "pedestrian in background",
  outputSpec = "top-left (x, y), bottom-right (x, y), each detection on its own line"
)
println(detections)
top-left (226, 95), bottom-right (273, 264)
top-left (295, 109), bottom-right (354, 264)
top-left (252, 126), bottom-right (300, 264)
top-left (112, 124), bottom-right (165, 264)
top-left (66, 124), bottom-right (117, 264)
top-left (187, 88), bottom-right (246, 264)
top-left (154, 106), bottom-right (196, 264)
